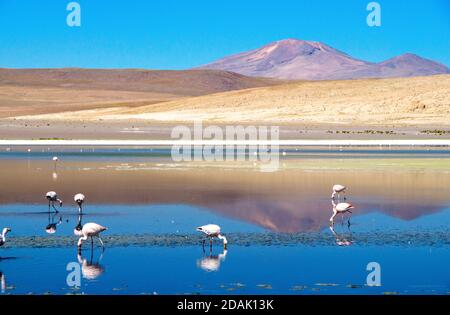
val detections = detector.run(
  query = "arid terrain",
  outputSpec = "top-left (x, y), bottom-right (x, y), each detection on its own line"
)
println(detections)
top-left (0, 68), bottom-right (449, 139)
top-left (0, 68), bottom-right (280, 118)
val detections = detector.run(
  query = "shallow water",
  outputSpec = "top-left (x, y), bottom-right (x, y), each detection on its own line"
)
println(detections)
top-left (0, 147), bottom-right (449, 294)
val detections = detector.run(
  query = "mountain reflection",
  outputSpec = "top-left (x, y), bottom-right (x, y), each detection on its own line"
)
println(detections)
top-left (0, 159), bottom-right (449, 233)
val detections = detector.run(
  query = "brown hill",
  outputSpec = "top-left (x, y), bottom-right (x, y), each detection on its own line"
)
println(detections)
top-left (0, 68), bottom-right (280, 117)
top-left (51, 74), bottom-right (447, 126)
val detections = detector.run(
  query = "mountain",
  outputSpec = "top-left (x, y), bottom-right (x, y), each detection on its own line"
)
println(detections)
top-left (197, 39), bottom-right (450, 80)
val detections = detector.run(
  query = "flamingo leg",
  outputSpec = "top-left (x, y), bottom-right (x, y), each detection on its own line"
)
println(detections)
top-left (330, 211), bottom-right (337, 226)
top-left (209, 238), bottom-right (213, 250)
top-left (98, 236), bottom-right (105, 251)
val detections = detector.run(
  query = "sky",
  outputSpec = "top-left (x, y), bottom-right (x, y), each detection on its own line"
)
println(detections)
top-left (0, 0), bottom-right (449, 69)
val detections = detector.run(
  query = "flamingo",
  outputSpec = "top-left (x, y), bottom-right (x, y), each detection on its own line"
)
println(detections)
top-left (77, 223), bottom-right (107, 252)
top-left (74, 193), bottom-right (85, 214)
top-left (52, 156), bottom-right (58, 170)
top-left (0, 228), bottom-right (11, 248)
top-left (46, 191), bottom-right (63, 212)
top-left (196, 224), bottom-right (228, 250)
top-left (330, 200), bottom-right (354, 226)
top-left (331, 184), bottom-right (347, 200)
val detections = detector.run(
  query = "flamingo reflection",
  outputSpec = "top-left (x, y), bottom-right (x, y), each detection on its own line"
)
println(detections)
top-left (329, 226), bottom-right (353, 246)
top-left (0, 271), bottom-right (5, 294)
top-left (77, 250), bottom-right (105, 280)
top-left (197, 248), bottom-right (228, 272)
top-left (45, 212), bottom-right (62, 234)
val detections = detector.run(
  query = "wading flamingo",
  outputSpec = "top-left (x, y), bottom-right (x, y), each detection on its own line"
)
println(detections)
top-left (74, 193), bottom-right (85, 214)
top-left (46, 191), bottom-right (63, 212)
top-left (196, 224), bottom-right (228, 250)
top-left (77, 223), bottom-right (107, 252)
top-left (331, 184), bottom-right (347, 200)
top-left (330, 200), bottom-right (354, 226)
top-left (0, 228), bottom-right (11, 248)
top-left (52, 156), bottom-right (58, 170)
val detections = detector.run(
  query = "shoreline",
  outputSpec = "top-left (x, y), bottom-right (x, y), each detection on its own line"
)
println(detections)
top-left (1, 139), bottom-right (450, 147)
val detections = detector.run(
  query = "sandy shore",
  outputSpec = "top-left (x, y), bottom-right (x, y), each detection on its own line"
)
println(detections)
top-left (0, 119), bottom-right (449, 140)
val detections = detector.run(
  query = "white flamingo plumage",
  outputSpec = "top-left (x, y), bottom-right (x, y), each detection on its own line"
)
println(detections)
top-left (77, 222), bottom-right (107, 251)
top-left (330, 201), bottom-right (354, 226)
top-left (74, 193), bottom-right (85, 214)
top-left (196, 224), bottom-right (228, 249)
top-left (331, 184), bottom-right (347, 200)
top-left (46, 191), bottom-right (63, 212)
top-left (0, 228), bottom-right (11, 247)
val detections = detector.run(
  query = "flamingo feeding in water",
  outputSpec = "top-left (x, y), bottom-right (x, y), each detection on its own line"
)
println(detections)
top-left (46, 191), bottom-right (63, 212)
top-left (0, 228), bottom-right (11, 248)
top-left (52, 156), bottom-right (58, 170)
top-left (330, 200), bottom-right (354, 226)
top-left (196, 224), bottom-right (228, 250)
top-left (331, 184), bottom-right (347, 200)
top-left (77, 222), bottom-right (107, 252)
top-left (74, 193), bottom-right (85, 214)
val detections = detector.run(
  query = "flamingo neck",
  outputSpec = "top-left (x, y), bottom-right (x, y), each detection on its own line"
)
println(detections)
top-left (1, 229), bottom-right (8, 241)
top-left (218, 234), bottom-right (227, 245)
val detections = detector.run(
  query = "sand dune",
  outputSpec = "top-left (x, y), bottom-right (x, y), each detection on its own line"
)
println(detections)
top-left (16, 74), bottom-right (450, 126)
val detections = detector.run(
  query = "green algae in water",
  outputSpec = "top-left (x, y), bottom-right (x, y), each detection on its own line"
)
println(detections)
top-left (3, 230), bottom-right (450, 248)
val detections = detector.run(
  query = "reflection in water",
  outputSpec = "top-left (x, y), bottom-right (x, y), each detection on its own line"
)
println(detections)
top-left (329, 226), bottom-right (353, 246)
top-left (0, 271), bottom-right (5, 293)
top-left (1, 157), bottom-right (450, 233)
top-left (74, 214), bottom-right (83, 236)
top-left (77, 250), bottom-right (105, 280)
top-left (52, 172), bottom-right (58, 181)
top-left (45, 212), bottom-right (62, 234)
top-left (197, 249), bottom-right (228, 272)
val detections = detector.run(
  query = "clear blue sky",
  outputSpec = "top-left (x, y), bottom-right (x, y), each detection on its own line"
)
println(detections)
top-left (0, 0), bottom-right (448, 69)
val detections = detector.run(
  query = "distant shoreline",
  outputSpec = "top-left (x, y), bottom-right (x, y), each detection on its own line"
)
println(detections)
top-left (2, 139), bottom-right (450, 147)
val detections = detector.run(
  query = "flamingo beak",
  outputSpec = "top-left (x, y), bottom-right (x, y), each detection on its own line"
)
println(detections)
top-left (224, 243), bottom-right (227, 250)
top-left (196, 227), bottom-right (202, 231)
